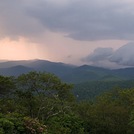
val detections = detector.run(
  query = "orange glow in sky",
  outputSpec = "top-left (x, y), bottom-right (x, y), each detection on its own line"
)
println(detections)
top-left (0, 37), bottom-right (49, 60)
top-left (0, 0), bottom-right (133, 66)
top-left (0, 31), bottom-right (129, 65)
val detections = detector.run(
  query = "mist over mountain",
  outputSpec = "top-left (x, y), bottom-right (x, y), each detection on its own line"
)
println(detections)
top-left (110, 42), bottom-right (134, 66)
top-left (83, 42), bottom-right (134, 69)
top-left (0, 59), bottom-right (75, 77)
top-left (0, 59), bottom-right (134, 83)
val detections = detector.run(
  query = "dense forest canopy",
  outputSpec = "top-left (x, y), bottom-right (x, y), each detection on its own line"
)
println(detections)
top-left (0, 71), bottom-right (134, 133)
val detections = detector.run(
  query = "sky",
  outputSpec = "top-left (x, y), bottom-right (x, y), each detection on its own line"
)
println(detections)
top-left (0, 0), bottom-right (134, 68)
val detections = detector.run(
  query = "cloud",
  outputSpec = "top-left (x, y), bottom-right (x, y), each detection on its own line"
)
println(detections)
top-left (82, 47), bottom-right (113, 62)
top-left (28, 0), bottom-right (134, 41)
top-left (83, 42), bottom-right (134, 68)
top-left (110, 42), bottom-right (134, 66)
top-left (1, 0), bottom-right (134, 42)
top-left (0, 0), bottom-right (45, 41)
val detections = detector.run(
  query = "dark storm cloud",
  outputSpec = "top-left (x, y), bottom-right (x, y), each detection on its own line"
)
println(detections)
top-left (28, 0), bottom-right (134, 41)
top-left (1, 0), bottom-right (134, 41)
top-left (0, 0), bottom-right (45, 40)
top-left (83, 42), bottom-right (134, 67)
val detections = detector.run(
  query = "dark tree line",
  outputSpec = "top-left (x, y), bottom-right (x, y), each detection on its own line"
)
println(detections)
top-left (0, 71), bottom-right (134, 133)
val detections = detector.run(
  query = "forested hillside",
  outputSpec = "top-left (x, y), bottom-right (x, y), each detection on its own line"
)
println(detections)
top-left (1, 72), bottom-right (134, 133)
top-left (73, 80), bottom-right (134, 100)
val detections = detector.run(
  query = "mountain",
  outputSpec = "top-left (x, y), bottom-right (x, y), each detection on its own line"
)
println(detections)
top-left (25, 60), bottom-right (75, 77)
top-left (61, 65), bottom-right (111, 83)
top-left (0, 65), bottom-right (34, 76)
top-left (73, 80), bottom-right (134, 100)
top-left (0, 60), bottom-right (75, 77)
top-left (0, 59), bottom-right (134, 83)
top-left (1, 59), bottom-right (134, 100)
top-left (112, 68), bottom-right (134, 79)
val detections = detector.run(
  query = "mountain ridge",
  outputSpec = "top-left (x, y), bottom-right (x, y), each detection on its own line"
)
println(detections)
top-left (0, 59), bottom-right (134, 83)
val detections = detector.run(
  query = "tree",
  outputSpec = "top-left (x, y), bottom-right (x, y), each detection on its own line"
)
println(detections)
top-left (0, 76), bottom-right (16, 114)
top-left (76, 89), bottom-right (134, 134)
top-left (15, 71), bottom-right (74, 120)
top-left (0, 75), bottom-right (15, 97)
top-left (47, 114), bottom-right (84, 134)
top-left (0, 113), bottom-right (47, 134)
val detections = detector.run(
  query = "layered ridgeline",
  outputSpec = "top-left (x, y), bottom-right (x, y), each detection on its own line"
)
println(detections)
top-left (1, 59), bottom-right (134, 100)
top-left (1, 59), bottom-right (134, 81)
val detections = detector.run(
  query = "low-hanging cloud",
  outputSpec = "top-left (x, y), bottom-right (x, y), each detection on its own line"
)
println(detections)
top-left (1, 0), bottom-right (134, 42)
top-left (110, 42), bottom-right (134, 66)
top-left (83, 42), bottom-right (134, 68)
top-left (82, 47), bottom-right (114, 62)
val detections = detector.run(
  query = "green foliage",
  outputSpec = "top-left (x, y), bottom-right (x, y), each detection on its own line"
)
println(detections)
top-left (0, 71), bottom-right (77, 133)
top-left (1, 72), bottom-right (134, 133)
top-left (0, 113), bottom-right (25, 134)
top-left (75, 89), bottom-right (134, 134)
top-left (47, 114), bottom-right (84, 134)
top-left (0, 98), bottom-right (16, 114)
top-left (0, 113), bottom-right (47, 134)
top-left (0, 118), bottom-right (14, 134)
top-left (14, 71), bottom-right (74, 120)
top-left (0, 75), bottom-right (15, 96)
top-left (73, 80), bottom-right (134, 100)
